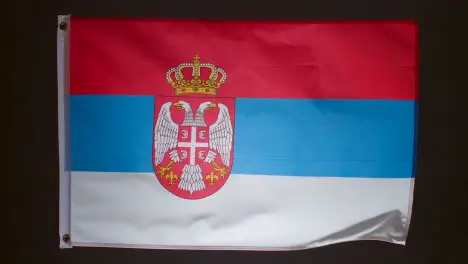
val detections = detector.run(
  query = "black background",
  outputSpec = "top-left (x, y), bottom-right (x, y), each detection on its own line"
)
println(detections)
top-left (9, 0), bottom-right (467, 263)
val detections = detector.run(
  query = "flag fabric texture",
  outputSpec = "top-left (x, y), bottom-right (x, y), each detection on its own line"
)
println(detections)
top-left (58, 15), bottom-right (417, 250)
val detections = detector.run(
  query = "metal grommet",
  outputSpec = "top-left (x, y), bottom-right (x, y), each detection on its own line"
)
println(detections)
top-left (62, 234), bottom-right (70, 243)
top-left (59, 22), bottom-right (67, 30)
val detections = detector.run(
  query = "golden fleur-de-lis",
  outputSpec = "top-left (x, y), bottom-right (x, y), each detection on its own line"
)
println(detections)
top-left (205, 171), bottom-right (218, 186)
top-left (165, 171), bottom-right (178, 185)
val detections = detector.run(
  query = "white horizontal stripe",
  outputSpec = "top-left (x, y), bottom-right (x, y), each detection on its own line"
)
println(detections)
top-left (71, 172), bottom-right (414, 250)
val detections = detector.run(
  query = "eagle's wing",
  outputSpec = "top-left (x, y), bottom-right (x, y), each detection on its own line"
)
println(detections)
top-left (154, 102), bottom-right (179, 166)
top-left (208, 103), bottom-right (233, 167)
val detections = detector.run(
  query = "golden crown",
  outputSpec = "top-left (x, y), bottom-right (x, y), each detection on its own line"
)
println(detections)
top-left (166, 55), bottom-right (227, 96)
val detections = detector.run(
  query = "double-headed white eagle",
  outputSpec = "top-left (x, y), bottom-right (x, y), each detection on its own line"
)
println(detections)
top-left (154, 101), bottom-right (233, 194)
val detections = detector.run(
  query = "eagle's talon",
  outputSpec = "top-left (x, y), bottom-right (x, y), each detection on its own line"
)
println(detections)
top-left (157, 161), bottom-right (174, 177)
top-left (214, 167), bottom-right (227, 178)
top-left (210, 161), bottom-right (228, 178)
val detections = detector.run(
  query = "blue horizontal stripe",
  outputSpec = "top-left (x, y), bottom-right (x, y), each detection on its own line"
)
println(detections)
top-left (70, 95), bottom-right (416, 178)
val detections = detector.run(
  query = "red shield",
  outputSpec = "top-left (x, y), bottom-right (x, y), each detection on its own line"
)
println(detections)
top-left (153, 96), bottom-right (235, 200)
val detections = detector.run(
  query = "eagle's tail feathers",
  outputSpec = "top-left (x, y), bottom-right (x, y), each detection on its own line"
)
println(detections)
top-left (178, 164), bottom-right (206, 194)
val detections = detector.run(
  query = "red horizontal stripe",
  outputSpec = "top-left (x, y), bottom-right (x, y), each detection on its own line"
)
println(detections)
top-left (69, 18), bottom-right (417, 99)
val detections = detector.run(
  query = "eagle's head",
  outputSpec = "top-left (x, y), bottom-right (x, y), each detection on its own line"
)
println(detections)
top-left (198, 101), bottom-right (217, 112)
top-left (173, 101), bottom-right (191, 111)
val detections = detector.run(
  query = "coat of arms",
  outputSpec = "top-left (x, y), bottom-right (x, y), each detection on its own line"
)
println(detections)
top-left (153, 55), bottom-right (235, 199)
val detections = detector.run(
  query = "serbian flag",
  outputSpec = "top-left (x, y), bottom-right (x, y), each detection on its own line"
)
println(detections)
top-left (58, 15), bottom-right (417, 250)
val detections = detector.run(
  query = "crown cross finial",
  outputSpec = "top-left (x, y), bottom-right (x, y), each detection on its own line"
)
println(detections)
top-left (193, 54), bottom-right (200, 79)
top-left (166, 55), bottom-right (227, 96)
